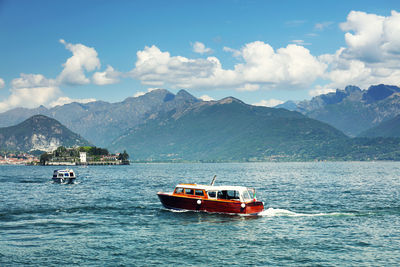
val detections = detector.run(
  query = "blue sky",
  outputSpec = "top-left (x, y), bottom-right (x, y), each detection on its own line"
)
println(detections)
top-left (0, 0), bottom-right (399, 111)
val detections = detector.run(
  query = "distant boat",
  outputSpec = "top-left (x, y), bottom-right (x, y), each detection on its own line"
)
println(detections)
top-left (52, 169), bottom-right (76, 184)
top-left (157, 176), bottom-right (264, 215)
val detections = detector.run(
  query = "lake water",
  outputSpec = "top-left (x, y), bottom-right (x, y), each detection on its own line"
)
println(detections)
top-left (0, 162), bottom-right (399, 266)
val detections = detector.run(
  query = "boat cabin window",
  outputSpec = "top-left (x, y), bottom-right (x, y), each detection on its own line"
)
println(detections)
top-left (64, 173), bottom-right (69, 177)
top-left (184, 188), bottom-right (194, 195)
top-left (195, 190), bottom-right (204, 196)
top-left (208, 191), bottom-right (217, 199)
top-left (217, 190), bottom-right (240, 200)
top-left (174, 187), bottom-right (184, 194)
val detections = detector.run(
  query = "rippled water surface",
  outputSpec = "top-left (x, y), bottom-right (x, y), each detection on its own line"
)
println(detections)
top-left (1, 162), bottom-right (400, 266)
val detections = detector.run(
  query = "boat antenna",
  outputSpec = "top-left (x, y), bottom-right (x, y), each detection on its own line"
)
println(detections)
top-left (210, 175), bottom-right (217, 186)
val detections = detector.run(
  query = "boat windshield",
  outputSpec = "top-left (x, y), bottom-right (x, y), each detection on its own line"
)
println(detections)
top-left (242, 190), bottom-right (252, 201)
top-left (247, 188), bottom-right (256, 199)
top-left (174, 187), bottom-right (184, 194)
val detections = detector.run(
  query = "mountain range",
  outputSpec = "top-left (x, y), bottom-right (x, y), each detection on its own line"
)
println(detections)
top-left (1, 85), bottom-right (400, 161)
top-left (0, 115), bottom-right (90, 153)
top-left (0, 89), bottom-right (199, 147)
top-left (110, 97), bottom-right (350, 161)
top-left (278, 84), bottom-right (400, 137)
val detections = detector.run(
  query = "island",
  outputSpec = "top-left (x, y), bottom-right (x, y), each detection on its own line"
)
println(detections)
top-left (39, 146), bottom-right (130, 166)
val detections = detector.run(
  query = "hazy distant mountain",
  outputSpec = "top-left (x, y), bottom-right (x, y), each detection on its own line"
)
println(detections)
top-left (110, 97), bottom-right (353, 161)
top-left (0, 115), bottom-right (90, 152)
top-left (0, 89), bottom-right (200, 147)
top-left (359, 115), bottom-right (400, 138)
top-left (274, 100), bottom-right (298, 111)
top-left (284, 84), bottom-right (400, 136)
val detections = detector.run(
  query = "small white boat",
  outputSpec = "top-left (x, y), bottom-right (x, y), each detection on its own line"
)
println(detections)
top-left (52, 169), bottom-right (76, 184)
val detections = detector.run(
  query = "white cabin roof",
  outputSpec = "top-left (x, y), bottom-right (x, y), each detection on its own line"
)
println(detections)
top-left (176, 183), bottom-right (251, 192)
top-left (54, 169), bottom-right (74, 173)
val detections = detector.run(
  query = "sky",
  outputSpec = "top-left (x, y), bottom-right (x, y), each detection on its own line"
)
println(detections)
top-left (0, 0), bottom-right (399, 112)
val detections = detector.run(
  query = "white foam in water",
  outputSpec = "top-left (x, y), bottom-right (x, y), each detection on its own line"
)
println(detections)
top-left (259, 208), bottom-right (353, 217)
top-left (167, 208), bottom-right (189, 213)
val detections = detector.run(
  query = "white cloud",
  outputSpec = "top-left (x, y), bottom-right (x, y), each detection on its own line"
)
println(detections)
top-left (130, 45), bottom-right (222, 88)
top-left (308, 85), bottom-right (336, 97)
top-left (92, 65), bottom-right (120, 85)
top-left (0, 78), bottom-right (4, 89)
top-left (223, 46), bottom-right (241, 57)
top-left (317, 10), bottom-right (400, 92)
top-left (192, 41), bottom-right (213, 54)
top-left (253, 99), bottom-right (284, 107)
top-left (49, 96), bottom-right (96, 107)
top-left (199, 95), bottom-right (214, 101)
top-left (339, 11), bottom-right (385, 63)
top-left (11, 73), bottom-right (56, 88)
top-left (237, 83), bottom-right (260, 92)
top-left (134, 91), bottom-right (146, 97)
top-left (57, 39), bottom-right (101, 85)
top-left (0, 74), bottom-right (61, 112)
top-left (131, 42), bottom-right (326, 92)
top-left (234, 42), bottom-right (326, 88)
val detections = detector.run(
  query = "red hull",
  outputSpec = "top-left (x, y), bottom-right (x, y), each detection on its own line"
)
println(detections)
top-left (157, 193), bottom-right (264, 215)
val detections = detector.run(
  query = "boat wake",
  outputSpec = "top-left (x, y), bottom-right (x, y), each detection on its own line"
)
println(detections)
top-left (259, 208), bottom-right (354, 217)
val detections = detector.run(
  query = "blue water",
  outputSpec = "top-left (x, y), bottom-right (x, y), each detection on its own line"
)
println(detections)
top-left (0, 162), bottom-right (399, 266)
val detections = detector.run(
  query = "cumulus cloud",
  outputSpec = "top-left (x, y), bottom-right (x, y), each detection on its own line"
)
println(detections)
top-left (318, 10), bottom-right (400, 91)
top-left (0, 73), bottom-right (99, 112)
top-left (192, 41), bottom-right (213, 54)
top-left (339, 11), bottom-right (386, 63)
top-left (131, 42), bottom-right (326, 91)
top-left (0, 40), bottom-right (115, 112)
top-left (49, 96), bottom-right (96, 107)
top-left (11, 73), bottom-right (56, 88)
top-left (253, 99), bottom-right (284, 107)
top-left (92, 65), bottom-right (120, 85)
top-left (57, 39), bottom-right (101, 85)
top-left (233, 42), bottom-right (326, 88)
top-left (0, 78), bottom-right (4, 89)
top-left (0, 74), bottom-right (61, 112)
top-left (130, 45), bottom-right (223, 88)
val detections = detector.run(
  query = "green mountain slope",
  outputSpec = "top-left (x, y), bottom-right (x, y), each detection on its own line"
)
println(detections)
top-left (359, 115), bottom-right (400, 137)
top-left (110, 98), bottom-right (351, 161)
top-left (0, 115), bottom-right (91, 152)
